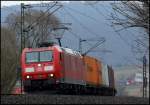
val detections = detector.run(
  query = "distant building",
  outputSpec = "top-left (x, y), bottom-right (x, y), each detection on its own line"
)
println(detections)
top-left (134, 73), bottom-right (143, 83)
top-left (114, 65), bottom-right (149, 97)
top-left (134, 72), bottom-right (149, 83)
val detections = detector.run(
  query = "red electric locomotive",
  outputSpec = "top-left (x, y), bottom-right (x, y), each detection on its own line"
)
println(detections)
top-left (21, 42), bottom-right (86, 91)
top-left (21, 42), bottom-right (117, 95)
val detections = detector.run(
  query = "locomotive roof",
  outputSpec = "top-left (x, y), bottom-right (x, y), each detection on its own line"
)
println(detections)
top-left (24, 45), bottom-right (82, 57)
top-left (60, 47), bottom-right (82, 57)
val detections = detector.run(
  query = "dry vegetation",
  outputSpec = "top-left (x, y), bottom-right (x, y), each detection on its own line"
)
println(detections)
top-left (110, 1), bottom-right (149, 57)
top-left (5, 9), bottom-right (60, 48)
top-left (1, 27), bottom-right (18, 94)
top-left (1, 7), bottom-right (61, 94)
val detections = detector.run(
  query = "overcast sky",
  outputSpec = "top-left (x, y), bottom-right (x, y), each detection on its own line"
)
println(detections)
top-left (1, 1), bottom-right (148, 67)
top-left (1, 1), bottom-right (70, 7)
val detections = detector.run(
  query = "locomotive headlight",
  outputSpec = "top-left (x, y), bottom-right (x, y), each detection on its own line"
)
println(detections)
top-left (26, 75), bottom-right (32, 79)
top-left (25, 67), bottom-right (34, 72)
top-left (50, 74), bottom-right (54, 77)
top-left (38, 64), bottom-right (41, 67)
top-left (44, 66), bottom-right (53, 71)
top-left (48, 73), bottom-right (54, 77)
top-left (26, 75), bottom-right (30, 78)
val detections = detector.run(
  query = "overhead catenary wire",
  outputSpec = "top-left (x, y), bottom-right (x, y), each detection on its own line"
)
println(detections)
top-left (89, 3), bottom-right (134, 47)
top-left (99, 1), bottom-right (113, 14)
top-left (83, 38), bottom-right (105, 55)
top-left (123, 56), bottom-right (143, 68)
top-left (65, 6), bottom-right (98, 23)
top-left (24, 1), bottom-right (59, 31)
top-left (24, 3), bottom-right (63, 40)
top-left (67, 29), bottom-right (81, 39)
top-left (68, 29), bottom-right (106, 54)
top-left (57, 5), bottom-right (106, 40)
top-left (20, 1), bottom-right (63, 49)
top-left (112, 25), bottom-right (146, 64)
top-left (1, 6), bottom-right (19, 13)
top-left (88, 4), bottom-right (110, 26)
top-left (90, 3), bottom-right (146, 62)
top-left (88, 3), bottom-right (138, 51)
top-left (62, 5), bottom-right (107, 55)
top-left (62, 7), bottom-right (102, 38)
top-left (111, 6), bottom-right (149, 62)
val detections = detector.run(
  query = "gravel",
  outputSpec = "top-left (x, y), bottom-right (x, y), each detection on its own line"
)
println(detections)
top-left (1, 95), bottom-right (149, 104)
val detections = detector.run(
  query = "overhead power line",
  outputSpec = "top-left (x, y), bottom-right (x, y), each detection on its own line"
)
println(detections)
top-left (63, 7), bottom-right (102, 38)
top-left (89, 3), bottom-right (137, 49)
top-left (67, 29), bottom-right (81, 39)
top-left (24, 3), bottom-right (63, 40)
top-left (62, 6), bottom-right (107, 55)
top-left (24, 2), bottom-right (59, 30)
top-left (65, 6), bottom-right (98, 23)
top-left (83, 38), bottom-right (105, 55)
top-left (1, 7), bottom-right (18, 13)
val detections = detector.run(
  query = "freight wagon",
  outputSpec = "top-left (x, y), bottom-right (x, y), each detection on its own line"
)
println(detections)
top-left (21, 42), bottom-right (117, 95)
top-left (83, 56), bottom-right (116, 95)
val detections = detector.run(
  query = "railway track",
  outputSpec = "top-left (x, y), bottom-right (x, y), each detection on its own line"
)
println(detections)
top-left (1, 95), bottom-right (149, 104)
top-left (1, 80), bottom-right (148, 104)
top-left (11, 80), bottom-right (115, 96)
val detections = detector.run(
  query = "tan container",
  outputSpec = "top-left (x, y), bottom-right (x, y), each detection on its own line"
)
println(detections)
top-left (83, 56), bottom-right (102, 86)
top-left (101, 63), bottom-right (109, 86)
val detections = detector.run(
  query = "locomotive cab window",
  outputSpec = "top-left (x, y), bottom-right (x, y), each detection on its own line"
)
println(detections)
top-left (26, 52), bottom-right (38, 63)
top-left (40, 51), bottom-right (53, 62)
top-left (26, 51), bottom-right (53, 63)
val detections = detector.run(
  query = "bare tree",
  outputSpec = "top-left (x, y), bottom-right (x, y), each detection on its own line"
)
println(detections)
top-left (110, 1), bottom-right (149, 33)
top-left (110, 1), bottom-right (149, 60)
top-left (5, 9), bottom-right (60, 49)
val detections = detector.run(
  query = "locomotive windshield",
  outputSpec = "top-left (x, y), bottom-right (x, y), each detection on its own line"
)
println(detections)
top-left (26, 52), bottom-right (38, 63)
top-left (40, 51), bottom-right (52, 62)
top-left (26, 51), bottom-right (53, 63)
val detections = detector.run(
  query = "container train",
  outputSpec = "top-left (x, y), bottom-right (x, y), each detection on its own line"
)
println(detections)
top-left (21, 43), bottom-right (117, 95)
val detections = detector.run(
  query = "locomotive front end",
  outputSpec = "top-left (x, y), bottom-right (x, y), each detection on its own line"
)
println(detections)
top-left (21, 47), bottom-right (60, 91)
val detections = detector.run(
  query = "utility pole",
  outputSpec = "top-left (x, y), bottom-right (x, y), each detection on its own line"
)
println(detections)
top-left (53, 24), bottom-right (71, 47)
top-left (20, 3), bottom-right (24, 94)
top-left (79, 38), bottom-right (86, 53)
top-left (21, 3), bottom-right (32, 51)
top-left (20, 3), bottom-right (32, 94)
top-left (20, 3), bottom-right (24, 54)
top-left (57, 38), bottom-right (62, 47)
top-left (20, 2), bottom-right (63, 93)
top-left (79, 38), bottom-right (81, 53)
top-left (143, 55), bottom-right (147, 98)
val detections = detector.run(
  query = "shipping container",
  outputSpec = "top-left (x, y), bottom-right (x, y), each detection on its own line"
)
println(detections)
top-left (97, 60), bottom-right (103, 85)
top-left (61, 52), bottom-right (86, 85)
top-left (83, 56), bottom-right (102, 86)
top-left (101, 63), bottom-right (109, 86)
top-left (107, 65), bottom-right (115, 88)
